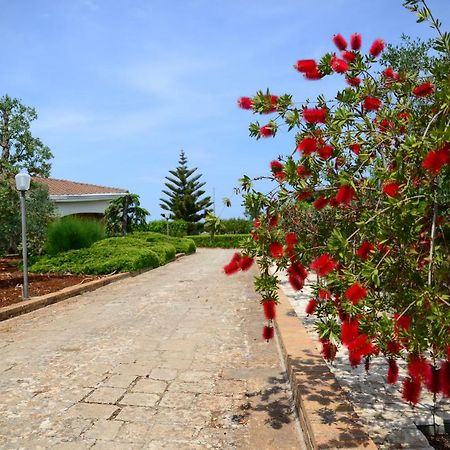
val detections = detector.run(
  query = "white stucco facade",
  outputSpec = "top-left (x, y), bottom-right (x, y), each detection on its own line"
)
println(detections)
top-left (50, 193), bottom-right (127, 217)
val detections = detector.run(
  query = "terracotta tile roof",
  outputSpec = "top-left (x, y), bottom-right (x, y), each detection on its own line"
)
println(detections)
top-left (33, 177), bottom-right (128, 196)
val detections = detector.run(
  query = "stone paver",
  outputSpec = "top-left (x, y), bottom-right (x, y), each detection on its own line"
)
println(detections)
top-left (0, 249), bottom-right (305, 449)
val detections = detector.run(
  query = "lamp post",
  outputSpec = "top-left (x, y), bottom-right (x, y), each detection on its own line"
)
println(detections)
top-left (15, 171), bottom-right (31, 300)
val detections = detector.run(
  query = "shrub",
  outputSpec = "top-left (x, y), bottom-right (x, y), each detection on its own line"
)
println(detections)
top-left (131, 232), bottom-right (196, 254)
top-left (30, 232), bottom-right (195, 275)
top-left (220, 218), bottom-right (252, 234)
top-left (187, 234), bottom-right (246, 248)
top-left (45, 217), bottom-right (105, 254)
top-left (145, 220), bottom-right (188, 237)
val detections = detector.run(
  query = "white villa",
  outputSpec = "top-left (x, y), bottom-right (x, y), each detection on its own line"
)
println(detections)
top-left (33, 177), bottom-right (128, 219)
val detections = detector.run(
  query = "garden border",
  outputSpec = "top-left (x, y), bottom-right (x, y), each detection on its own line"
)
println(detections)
top-left (0, 253), bottom-right (186, 323)
top-left (275, 286), bottom-right (378, 449)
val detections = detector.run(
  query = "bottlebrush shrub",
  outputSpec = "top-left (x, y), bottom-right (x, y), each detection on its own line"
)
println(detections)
top-left (231, 1), bottom-right (450, 406)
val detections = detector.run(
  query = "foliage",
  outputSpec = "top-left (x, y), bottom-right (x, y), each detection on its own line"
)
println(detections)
top-left (0, 95), bottom-right (52, 177)
top-left (232, 1), bottom-right (450, 407)
top-left (45, 216), bottom-right (105, 255)
top-left (104, 193), bottom-right (149, 236)
top-left (30, 232), bottom-right (194, 275)
top-left (220, 218), bottom-right (253, 234)
top-left (160, 150), bottom-right (212, 231)
top-left (132, 231), bottom-right (196, 254)
top-left (0, 178), bottom-right (55, 255)
top-left (188, 234), bottom-right (246, 248)
top-left (145, 219), bottom-right (188, 237)
top-left (204, 212), bottom-right (223, 238)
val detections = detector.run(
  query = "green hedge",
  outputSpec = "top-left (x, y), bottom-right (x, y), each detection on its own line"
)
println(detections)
top-left (132, 232), bottom-right (196, 254)
top-left (145, 220), bottom-right (189, 237)
top-left (187, 234), bottom-right (247, 248)
top-left (29, 233), bottom-right (195, 275)
top-left (45, 217), bottom-right (105, 254)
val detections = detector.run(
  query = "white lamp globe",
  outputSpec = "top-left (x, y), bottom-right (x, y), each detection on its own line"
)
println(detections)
top-left (15, 171), bottom-right (31, 191)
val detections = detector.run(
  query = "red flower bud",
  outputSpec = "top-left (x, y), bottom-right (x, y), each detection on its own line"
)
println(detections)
top-left (269, 242), bottom-right (284, 258)
top-left (387, 359), bottom-right (399, 384)
top-left (263, 300), bottom-right (277, 320)
top-left (237, 96), bottom-right (253, 110)
top-left (402, 377), bottom-right (421, 404)
top-left (304, 70), bottom-right (324, 80)
top-left (363, 96), bottom-right (382, 111)
top-left (341, 51), bottom-right (356, 63)
top-left (294, 59), bottom-right (317, 73)
top-left (350, 143), bottom-right (361, 155)
top-left (305, 299), bottom-right (318, 315)
top-left (297, 137), bottom-right (318, 155)
top-left (303, 108), bottom-right (327, 124)
top-left (369, 38), bottom-right (385, 57)
top-left (346, 76), bottom-right (361, 87)
top-left (333, 33), bottom-right (348, 50)
top-left (259, 125), bottom-right (274, 138)
top-left (383, 181), bottom-right (400, 198)
top-left (317, 144), bottom-right (334, 159)
top-left (310, 254), bottom-right (337, 277)
top-left (330, 56), bottom-right (349, 73)
top-left (344, 282), bottom-right (367, 305)
top-left (263, 325), bottom-right (274, 341)
top-left (412, 82), bottom-right (434, 97)
top-left (313, 196), bottom-right (329, 210)
top-left (350, 33), bottom-right (362, 50)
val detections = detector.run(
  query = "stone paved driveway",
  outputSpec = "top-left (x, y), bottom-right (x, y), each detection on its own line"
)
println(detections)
top-left (0, 249), bottom-right (304, 449)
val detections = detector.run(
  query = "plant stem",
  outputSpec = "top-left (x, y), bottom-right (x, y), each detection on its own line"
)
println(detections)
top-left (428, 186), bottom-right (438, 286)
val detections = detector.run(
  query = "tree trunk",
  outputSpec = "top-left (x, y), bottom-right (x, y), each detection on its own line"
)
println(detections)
top-left (0, 111), bottom-right (10, 164)
top-left (121, 195), bottom-right (129, 236)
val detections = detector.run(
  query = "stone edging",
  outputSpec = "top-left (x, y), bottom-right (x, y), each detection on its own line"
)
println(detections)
top-left (275, 287), bottom-right (378, 450)
top-left (0, 253), bottom-right (186, 323)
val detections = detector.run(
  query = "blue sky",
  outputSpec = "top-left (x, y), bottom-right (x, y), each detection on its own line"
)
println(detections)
top-left (1, 0), bottom-right (449, 219)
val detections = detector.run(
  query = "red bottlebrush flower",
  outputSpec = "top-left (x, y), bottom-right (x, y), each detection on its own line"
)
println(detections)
top-left (269, 242), bottom-right (284, 258)
top-left (344, 282), bottom-right (367, 305)
top-left (363, 96), bottom-right (382, 111)
top-left (263, 325), bottom-right (274, 341)
top-left (387, 359), bottom-right (399, 384)
top-left (239, 255), bottom-right (254, 271)
top-left (383, 181), bottom-right (400, 198)
top-left (273, 172), bottom-right (285, 182)
top-left (425, 365), bottom-right (441, 394)
top-left (253, 217), bottom-right (260, 228)
top-left (398, 111), bottom-right (410, 121)
top-left (377, 118), bottom-right (394, 132)
top-left (288, 274), bottom-right (304, 291)
top-left (387, 340), bottom-right (401, 355)
top-left (402, 377), bottom-right (421, 405)
top-left (377, 242), bottom-right (390, 255)
top-left (297, 190), bottom-right (312, 201)
top-left (285, 232), bottom-right (298, 247)
top-left (330, 56), bottom-right (349, 73)
top-left (341, 51), bottom-right (357, 63)
top-left (310, 254), bottom-right (337, 277)
top-left (288, 262), bottom-right (308, 280)
top-left (357, 241), bottom-right (375, 260)
top-left (259, 125), bottom-right (274, 138)
top-left (422, 145), bottom-right (450, 175)
top-left (408, 355), bottom-right (431, 383)
top-left (412, 82), bottom-right (434, 98)
top-left (296, 165), bottom-right (311, 178)
top-left (333, 33), bottom-right (348, 51)
top-left (304, 70), bottom-right (324, 80)
top-left (350, 33), bottom-right (362, 50)
top-left (305, 299), bottom-right (318, 315)
top-left (335, 185), bottom-right (355, 205)
top-left (329, 198), bottom-right (339, 207)
top-left (237, 96), bottom-right (253, 110)
top-left (440, 361), bottom-right (450, 397)
top-left (318, 289), bottom-right (330, 299)
top-left (394, 313), bottom-right (411, 333)
top-left (263, 300), bottom-right (277, 320)
top-left (321, 340), bottom-right (337, 361)
top-left (270, 160), bottom-right (283, 173)
top-left (268, 215), bottom-right (278, 228)
top-left (297, 137), bottom-right (318, 155)
top-left (294, 59), bottom-right (317, 73)
top-left (346, 76), bottom-right (361, 87)
top-left (350, 143), bottom-right (361, 155)
top-left (303, 108), bottom-right (327, 124)
top-left (313, 196), bottom-right (329, 210)
top-left (317, 145), bottom-right (334, 159)
top-left (223, 252), bottom-right (241, 275)
top-left (382, 67), bottom-right (397, 79)
top-left (348, 334), bottom-right (375, 367)
top-left (369, 38), bottom-right (385, 57)
top-left (341, 319), bottom-right (359, 346)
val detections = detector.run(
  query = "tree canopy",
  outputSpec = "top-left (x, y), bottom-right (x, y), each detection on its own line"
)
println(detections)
top-left (160, 150), bottom-right (212, 225)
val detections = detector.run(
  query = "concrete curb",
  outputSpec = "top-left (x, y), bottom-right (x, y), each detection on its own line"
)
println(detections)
top-left (275, 287), bottom-right (378, 450)
top-left (0, 253), bottom-right (187, 323)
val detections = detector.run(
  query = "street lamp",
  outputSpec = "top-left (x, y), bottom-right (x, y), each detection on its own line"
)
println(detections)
top-left (15, 171), bottom-right (31, 299)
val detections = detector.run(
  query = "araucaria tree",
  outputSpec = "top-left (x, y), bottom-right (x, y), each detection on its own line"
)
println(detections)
top-left (160, 150), bottom-right (212, 231)
top-left (226, 0), bottom-right (450, 408)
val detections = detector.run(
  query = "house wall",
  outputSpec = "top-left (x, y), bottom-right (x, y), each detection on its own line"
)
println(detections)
top-left (54, 199), bottom-right (112, 217)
